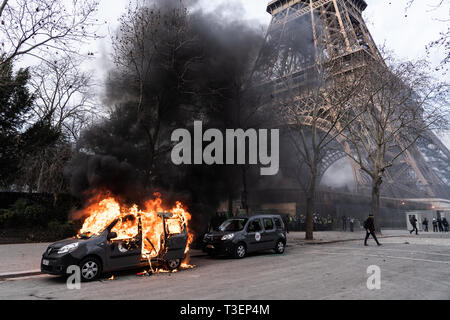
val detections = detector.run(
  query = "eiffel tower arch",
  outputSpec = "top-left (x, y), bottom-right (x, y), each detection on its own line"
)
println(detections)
top-left (254, 0), bottom-right (450, 199)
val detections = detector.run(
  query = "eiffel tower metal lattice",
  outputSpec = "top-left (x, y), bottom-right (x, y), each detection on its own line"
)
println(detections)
top-left (255, 0), bottom-right (450, 199)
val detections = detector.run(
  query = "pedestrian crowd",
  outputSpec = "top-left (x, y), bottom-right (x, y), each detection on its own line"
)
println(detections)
top-left (409, 216), bottom-right (449, 235)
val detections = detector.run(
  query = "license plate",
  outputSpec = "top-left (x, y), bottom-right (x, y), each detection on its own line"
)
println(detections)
top-left (42, 259), bottom-right (50, 266)
top-left (206, 244), bottom-right (214, 249)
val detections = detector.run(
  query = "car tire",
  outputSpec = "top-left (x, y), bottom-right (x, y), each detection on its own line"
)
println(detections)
top-left (166, 258), bottom-right (181, 271)
top-left (234, 243), bottom-right (247, 259)
top-left (79, 256), bottom-right (102, 282)
top-left (274, 240), bottom-right (285, 254)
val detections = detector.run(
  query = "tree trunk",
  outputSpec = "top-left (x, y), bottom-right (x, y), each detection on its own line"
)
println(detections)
top-left (241, 165), bottom-right (249, 215)
top-left (228, 194), bottom-right (233, 217)
top-left (53, 192), bottom-right (59, 208)
top-left (305, 165), bottom-right (317, 240)
top-left (371, 176), bottom-right (382, 234)
top-left (36, 161), bottom-right (45, 193)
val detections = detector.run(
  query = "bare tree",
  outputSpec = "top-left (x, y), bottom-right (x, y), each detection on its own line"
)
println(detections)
top-left (342, 55), bottom-right (449, 233)
top-left (18, 140), bottom-right (71, 199)
top-left (277, 59), bottom-right (365, 240)
top-left (0, 0), bottom-right (100, 67)
top-left (110, 0), bottom-right (202, 187)
top-left (30, 57), bottom-right (99, 141)
top-left (406, 0), bottom-right (449, 69)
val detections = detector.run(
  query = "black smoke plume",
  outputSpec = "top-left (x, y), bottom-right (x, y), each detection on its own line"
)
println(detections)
top-left (66, 0), bottom-right (270, 234)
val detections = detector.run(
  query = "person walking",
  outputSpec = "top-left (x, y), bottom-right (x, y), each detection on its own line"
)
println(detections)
top-left (442, 218), bottom-right (449, 233)
top-left (363, 214), bottom-right (381, 246)
top-left (432, 218), bottom-right (438, 232)
top-left (349, 217), bottom-right (355, 232)
top-left (437, 217), bottom-right (443, 232)
top-left (422, 217), bottom-right (429, 232)
top-left (409, 216), bottom-right (419, 235)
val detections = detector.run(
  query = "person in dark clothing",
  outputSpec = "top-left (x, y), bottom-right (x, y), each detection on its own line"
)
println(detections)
top-left (364, 214), bottom-right (381, 246)
top-left (432, 218), bottom-right (438, 232)
top-left (409, 216), bottom-right (419, 235)
top-left (422, 218), bottom-right (429, 232)
top-left (342, 215), bottom-right (347, 231)
top-left (437, 218), bottom-right (443, 232)
top-left (349, 217), bottom-right (355, 232)
top-left (442, 218), bottom-right (449, 232)
top-left (282, 215), bottom-right (290, 234)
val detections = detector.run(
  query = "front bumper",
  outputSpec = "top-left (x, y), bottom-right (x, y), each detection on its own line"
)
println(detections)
top-left (202, 239), bottom-right (235, 255)
top-left (41, 253), bottom-right (80, 275)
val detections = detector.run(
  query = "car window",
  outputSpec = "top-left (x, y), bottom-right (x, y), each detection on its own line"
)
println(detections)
top-left (263, 218), bottom-right (274, 230)
top-left (219, 219), bottom-right (248, 232)
top-left (247, 219), bottom-right (262, 232)
top-left (274, 218), bottom-right (282, 229)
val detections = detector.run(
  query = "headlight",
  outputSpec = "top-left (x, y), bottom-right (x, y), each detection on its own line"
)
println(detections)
top-left (57, 243), bottom-right (79, 254)
top-left (221, 233), bottom-right (234, 241)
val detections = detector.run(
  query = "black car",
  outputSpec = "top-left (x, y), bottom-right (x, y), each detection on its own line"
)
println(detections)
top-left (41, 213), bottom-right (187, 281)
top-left (202, 215), bottom-right (287, 258)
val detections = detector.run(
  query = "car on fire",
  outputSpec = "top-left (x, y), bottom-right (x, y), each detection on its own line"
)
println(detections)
top-left (41, 212), bottom-right (188, 281)
top-left (202, 214), bottom-right (286, 258)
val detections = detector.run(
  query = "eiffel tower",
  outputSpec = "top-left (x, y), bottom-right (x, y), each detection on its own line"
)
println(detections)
top-left (254, 0), bottom-right (450, 199)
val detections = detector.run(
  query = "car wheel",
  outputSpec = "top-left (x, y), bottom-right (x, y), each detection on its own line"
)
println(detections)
top-left (166, 258), bottom-right (181, 271)
top-left (234, 243), bottom-right (246, 259)
top-left (79, 257), bottom-right (102, 282)
top-left (274, 240), bottom-right (285, 254)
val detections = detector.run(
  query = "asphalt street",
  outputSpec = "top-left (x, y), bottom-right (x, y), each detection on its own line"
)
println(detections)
top-left (0, 235), bottom-right (449, 300)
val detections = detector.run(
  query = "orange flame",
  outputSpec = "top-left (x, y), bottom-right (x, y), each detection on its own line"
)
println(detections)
top-left (77, 192), bottom-right (193, 261)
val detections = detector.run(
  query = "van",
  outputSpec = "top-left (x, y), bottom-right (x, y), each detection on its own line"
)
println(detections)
top-left (202, 215), bottom-right (286, 258)
top-left (41, 213), bottom-right (187, 281)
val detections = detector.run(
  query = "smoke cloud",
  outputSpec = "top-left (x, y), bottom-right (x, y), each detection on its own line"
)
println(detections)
top-left (65, 0), bottom-right (272, 234)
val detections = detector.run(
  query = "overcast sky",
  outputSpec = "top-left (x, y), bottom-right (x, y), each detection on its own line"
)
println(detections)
top-left (91, 0), bottom-right (449, 81)
top-left (87, 0), bottom-right (449, 144)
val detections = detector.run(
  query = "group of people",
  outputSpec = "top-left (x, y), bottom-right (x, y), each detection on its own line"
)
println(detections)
top-left (341, 215), bottom-right (356, 232)
top-left (409, 216), bottom-right (449, 235)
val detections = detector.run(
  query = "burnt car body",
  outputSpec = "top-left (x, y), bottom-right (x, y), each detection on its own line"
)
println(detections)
top-left (202, 214), bottom-right (286, 258)
top-left (41, 213), bottom-right (187, 281)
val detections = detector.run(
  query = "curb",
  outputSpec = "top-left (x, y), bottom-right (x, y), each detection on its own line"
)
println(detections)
top-left (0, 270), bottom-right (42, 279)
top-left (287, 234), bottom-right (408, 246)
top-left (0, 254), bottom-right (208, 279)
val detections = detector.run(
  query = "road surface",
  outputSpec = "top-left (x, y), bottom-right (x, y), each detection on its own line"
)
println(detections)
top-left (0, 235), bottom-right (449, 300)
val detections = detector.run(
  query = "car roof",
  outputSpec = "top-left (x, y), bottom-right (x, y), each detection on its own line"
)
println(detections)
top-left (228, 215), bottom-right (281, 220)
top-left (249, 214), bottom-right (282, 219)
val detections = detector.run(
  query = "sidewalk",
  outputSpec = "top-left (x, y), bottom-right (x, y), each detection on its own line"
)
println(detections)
top-left (0, 242), bottom-right (50, 278)
top-left (286, 229), bottom-right (409, 245)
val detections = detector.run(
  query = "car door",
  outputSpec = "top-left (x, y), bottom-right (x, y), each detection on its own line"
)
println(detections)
top-left (105, 218), bottom-right (142, 270)
top-left (261, 217), bottom-right (277, 250)
top-left (245, 218), bottom-right (264, 252)
top-left (163, 218), bottom-right (188, 260)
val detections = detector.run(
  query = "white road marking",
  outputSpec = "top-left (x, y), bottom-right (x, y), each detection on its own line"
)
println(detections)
top-left (328, 245), bottom-right (450, 257)
top-left (307, 250), bottom-right (450, 265)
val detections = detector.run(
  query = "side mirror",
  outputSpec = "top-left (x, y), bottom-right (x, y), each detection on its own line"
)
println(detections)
top-left (107, 231), bottom-right (117, 240)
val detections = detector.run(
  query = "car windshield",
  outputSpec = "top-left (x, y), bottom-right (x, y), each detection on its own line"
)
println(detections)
top-left (219, 219), bottom-right (248, 232)
top-left (77, 232), bottom-right (98, 239)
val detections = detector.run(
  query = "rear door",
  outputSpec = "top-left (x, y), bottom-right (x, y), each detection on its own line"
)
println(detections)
top-left (163, 218), bottom-right (188, 260)
top-left (261, 217), bottom-right (277, 250)
top-left (245, 218), bottom-right (264, 252)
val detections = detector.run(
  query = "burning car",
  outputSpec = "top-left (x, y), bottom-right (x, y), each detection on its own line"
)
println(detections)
top-left (41, 195), bottom-right (193, 281)
top-left (202, 215), bottom-right (286, 258)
